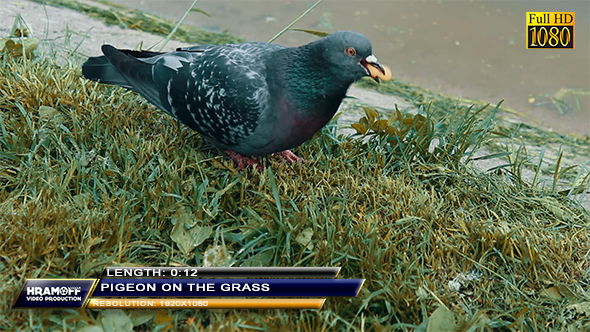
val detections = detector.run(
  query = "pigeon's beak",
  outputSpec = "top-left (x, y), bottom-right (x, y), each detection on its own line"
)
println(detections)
top-left (360, 55), bottom-right (392, 83)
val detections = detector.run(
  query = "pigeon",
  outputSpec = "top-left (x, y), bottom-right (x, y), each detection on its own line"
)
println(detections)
top-left (82, 31), bottom-right (391, 170)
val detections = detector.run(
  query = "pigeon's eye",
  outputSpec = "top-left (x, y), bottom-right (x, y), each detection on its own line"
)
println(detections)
top-left (345, 47), bottom-right (356, 56)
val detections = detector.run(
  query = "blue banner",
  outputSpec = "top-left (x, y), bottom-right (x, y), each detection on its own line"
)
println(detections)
top-left (92, 279), bottom-right (364, 297)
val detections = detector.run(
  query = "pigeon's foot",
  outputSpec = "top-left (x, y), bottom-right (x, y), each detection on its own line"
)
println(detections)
top-left (274, 150), bottom-right (309, 164)
top-left (225, 150), bottom-right (264, 171)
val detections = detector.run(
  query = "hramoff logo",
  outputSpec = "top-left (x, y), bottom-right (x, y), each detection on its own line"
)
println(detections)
top-left (25, 286), bottom-right (82, 302)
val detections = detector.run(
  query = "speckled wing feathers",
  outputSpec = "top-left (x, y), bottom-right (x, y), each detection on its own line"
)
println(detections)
top-left (95, 42), bottom-right (285, 147)
top-left (163, 43), bottom-right (282, 146)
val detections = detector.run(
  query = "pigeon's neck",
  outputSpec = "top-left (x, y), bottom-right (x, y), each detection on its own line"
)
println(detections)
top-left (268, 44), bottom-right (352, 117)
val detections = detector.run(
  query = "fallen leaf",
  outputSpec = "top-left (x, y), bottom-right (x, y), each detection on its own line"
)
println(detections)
top-left (155, 310), bottom-right (174, 332)
top-left (79, 325), bottom-right (105, 332)
top-left (427, 306), bottom-right (456, 332)
top-left (557, 284), bottom-right (577, 301)
top-left (170, 208), bottom-right (212, 255)
top-left (100, 309), bottom-right (133, 332)
top-left (295, 228), bottom-right (314, 251)
top-left (540, 285), bottom-right (562, 300)
top-left (39, 105), bottom-right (66, 124)
top-left (241, 250), bottom-right (273, 267)
top-left (351, 123), bottom-right (368, 135)
top-left (130, 310), bottom-right (156, 327)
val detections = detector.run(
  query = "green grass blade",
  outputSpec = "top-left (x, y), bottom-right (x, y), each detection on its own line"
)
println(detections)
top-left (267, 167), bottom-right (283, 223)
top-left (159, 0), bottom-right (199, 51)
top-left (267, 0), bottom-right (323, 43)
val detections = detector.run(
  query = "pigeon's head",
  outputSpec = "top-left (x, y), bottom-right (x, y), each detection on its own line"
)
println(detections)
top-left (318, 31), bottom-right (390, 84)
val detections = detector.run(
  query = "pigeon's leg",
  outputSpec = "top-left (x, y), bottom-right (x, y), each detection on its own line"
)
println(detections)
top-left (225, 150), bottom-right (264, 171)
top-left (274, 150), bottom-right (309, 164)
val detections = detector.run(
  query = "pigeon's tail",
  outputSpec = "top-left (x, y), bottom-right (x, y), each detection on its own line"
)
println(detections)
top-left (82, 45), bottom-right (164, 86)
top-left (82, 54), bottom-right (131, 88)
top-left (83, 45), bottom-right (170, 114)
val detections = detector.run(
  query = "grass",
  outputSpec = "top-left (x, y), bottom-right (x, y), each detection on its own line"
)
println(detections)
top-left (1, 1), bottom-right (590, 331)
top-left (355, 77), bottom-right (590, 187)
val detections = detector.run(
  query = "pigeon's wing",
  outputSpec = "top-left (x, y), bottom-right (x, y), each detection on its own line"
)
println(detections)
top-left (161, 43), bottom-right (284, 146)
top-left (86, 43), bottom-right (284, 147)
